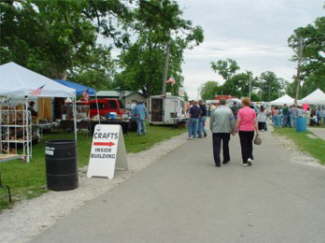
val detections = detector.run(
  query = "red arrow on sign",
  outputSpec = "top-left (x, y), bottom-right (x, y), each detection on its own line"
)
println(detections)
top-left (94, 142), bottom-right (115, 146)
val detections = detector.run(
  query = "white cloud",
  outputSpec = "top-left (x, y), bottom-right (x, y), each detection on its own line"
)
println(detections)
top-left (177, 0), bottom-right (324, 99)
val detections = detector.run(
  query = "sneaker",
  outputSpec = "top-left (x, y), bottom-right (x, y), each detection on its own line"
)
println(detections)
top-left (248, 158), bottom-right (253, 163)
top-left (247, 161), bottom-right (252, 166)
top-left (241, 162), bottom-right (249, 167)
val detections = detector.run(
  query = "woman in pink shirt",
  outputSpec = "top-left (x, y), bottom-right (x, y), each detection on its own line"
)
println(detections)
top-left (235, 98), bottom-right (257, 167)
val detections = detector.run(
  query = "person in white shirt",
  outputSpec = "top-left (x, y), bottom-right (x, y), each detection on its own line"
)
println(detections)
top-left (257, 106), bottom-right (267, 131)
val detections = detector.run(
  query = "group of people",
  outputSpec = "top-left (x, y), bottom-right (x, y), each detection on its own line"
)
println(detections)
top-left (271, 105), bottom-right (325, 128)
top-left (186, 100), bottom-right (208, 139)
top-left (187, 98), bottom-right (259, 167)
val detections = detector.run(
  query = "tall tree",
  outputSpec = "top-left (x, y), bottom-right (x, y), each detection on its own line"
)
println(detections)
top-left (221, 71), bottom-right (255, 98)
top-left (0, 0), bottom-right (131, 82)
top-left (200, 81), bottom-right (220, 100)
top-left (258, 71), bottom-right (287, 101)
top-left (116, 0), bottom-right (204, 97)
top-left (211, 59), bottom-right (240, 82)
top-left (288, 16), bottom-right (325, 97)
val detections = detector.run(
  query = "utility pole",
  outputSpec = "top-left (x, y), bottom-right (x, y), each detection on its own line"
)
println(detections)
top-left (295, 37), bottom-right (304, 105)
top-left (162, 39), bottom-right (171, 95)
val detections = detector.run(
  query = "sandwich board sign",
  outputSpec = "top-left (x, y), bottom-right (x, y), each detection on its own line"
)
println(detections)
top-left (87, 124), bottom-right (128, 179)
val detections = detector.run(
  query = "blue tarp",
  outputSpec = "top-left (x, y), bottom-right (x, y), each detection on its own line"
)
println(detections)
top-left (54, 79), bottom-right (96, 96)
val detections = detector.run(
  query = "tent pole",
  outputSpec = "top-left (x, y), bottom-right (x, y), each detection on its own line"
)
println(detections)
top-left (25, 97), bottom-right (30, 163)
top-left (73, 97), bottom-right (77, 142)
top-left (95, 93), bottom-right (100, 124)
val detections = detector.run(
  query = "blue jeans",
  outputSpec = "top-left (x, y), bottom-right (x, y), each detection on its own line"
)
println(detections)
top-left (136, 119), bottom-right (145, 135)
top-left (187, 118), bottom-right (192, 138)
top-left (198, 116), bottom-right (207, 137)
top-left (290, 115), bottom-right (297, 128)
top-left (190, 118), bottom-right (199, 138)
top-left (282, 115), bottom-right (290, 127)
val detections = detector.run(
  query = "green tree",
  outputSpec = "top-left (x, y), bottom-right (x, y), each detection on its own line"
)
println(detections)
top-left (68, 45), bottom-right (116, 90)
top-left (116, 0), bottom-right (204, 97)
top-left (200, 81), bottom-right (220, 100)
top-left (221, 71), bottom-right (255, 98)
top-left (258, 71), bottom-right (287, 101)
top-left (211, 59), bottom-right (240, 82)
top-left (288, 16), bottom-right (325, 97)
top-left (0, 0), bottom-right (131, 81)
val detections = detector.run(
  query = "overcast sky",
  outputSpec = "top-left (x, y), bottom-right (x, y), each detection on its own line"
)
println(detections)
top-left (177, 0), bottom-right (324, 99)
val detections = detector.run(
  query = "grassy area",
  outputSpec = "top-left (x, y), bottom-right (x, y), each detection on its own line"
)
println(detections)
top-left (0, 125), bottom-right (185, 210)
top-left (274, 128), bottom-right (325, 165)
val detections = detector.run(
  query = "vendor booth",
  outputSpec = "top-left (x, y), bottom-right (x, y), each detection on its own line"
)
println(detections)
top-left (301, 89), bottom-right (325, 105)
top-left (0, 62), bottom-right (76, 162)
top-left (53, 79), bottom-right (97, 131)
top-left (270, 95), bottom-right (295, 106)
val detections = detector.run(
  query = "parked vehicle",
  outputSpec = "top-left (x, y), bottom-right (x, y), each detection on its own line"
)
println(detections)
top-left (148, 95), bottom-right (186, 125)
top-left (88, 98), bottom-right (128, 119)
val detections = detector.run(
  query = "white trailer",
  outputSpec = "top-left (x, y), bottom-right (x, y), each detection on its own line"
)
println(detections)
top-left (149, 95), bottom-right (186, 125)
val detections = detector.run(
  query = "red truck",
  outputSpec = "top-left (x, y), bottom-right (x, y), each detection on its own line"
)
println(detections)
top-left (88, 98), bottom-right (127, 118)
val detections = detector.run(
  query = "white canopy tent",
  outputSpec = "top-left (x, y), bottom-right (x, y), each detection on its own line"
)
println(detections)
top-left (301, 88), bottom-right (325, 105)
top-left (270, 95), bottom-right (295, 106)
top-left (0, 62), bottom-right (78, 155)
top-left (0, 62), bottom-right (75, 98)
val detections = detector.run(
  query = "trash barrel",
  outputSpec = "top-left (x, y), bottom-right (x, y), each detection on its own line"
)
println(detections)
top-left (45, 140), bottom-right (78, 191)
top-left (274, 115), bottom-right (281, 127)
top-left (296, 117), bottom-right (307, 132)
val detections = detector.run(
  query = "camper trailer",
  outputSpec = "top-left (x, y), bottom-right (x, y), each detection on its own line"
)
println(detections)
top-left (149, 95), bottom-right (186, 125)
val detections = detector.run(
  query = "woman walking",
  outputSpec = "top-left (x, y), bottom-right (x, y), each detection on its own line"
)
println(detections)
top-left (235, 98), bottom-right (257, 167)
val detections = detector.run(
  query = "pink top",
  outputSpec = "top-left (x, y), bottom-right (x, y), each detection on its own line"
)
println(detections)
top-left (237, 106), bottom-right (256, 131)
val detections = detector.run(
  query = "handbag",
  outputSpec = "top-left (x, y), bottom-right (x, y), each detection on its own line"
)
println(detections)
top-left (254, 133), bottom-right (262, 145)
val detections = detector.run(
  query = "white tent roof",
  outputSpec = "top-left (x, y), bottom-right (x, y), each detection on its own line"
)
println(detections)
top-left (301, 88), bottom-right (325, 105)
top-left (0, 62), bottom-right (75, 98)
top-left (270, 94), bottom-right (294, 106)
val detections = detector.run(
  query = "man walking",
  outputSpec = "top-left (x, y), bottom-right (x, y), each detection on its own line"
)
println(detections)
top-left (210, 99), bottom-right (235, 167)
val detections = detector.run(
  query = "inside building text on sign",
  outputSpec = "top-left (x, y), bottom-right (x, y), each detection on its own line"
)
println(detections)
top-left (87, 124), bottom-right (128, 179)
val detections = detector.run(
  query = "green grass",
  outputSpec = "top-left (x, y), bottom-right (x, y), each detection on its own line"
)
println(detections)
top-left (0, 125), bottom-right (185, 211)
top-left (274, 128), bottom-right (325, 165)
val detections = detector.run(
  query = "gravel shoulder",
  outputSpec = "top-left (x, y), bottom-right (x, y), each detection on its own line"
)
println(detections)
top-left (271, 126), bottom-right (324, 169)
top-left (0, 132), bottom-right (187, 243)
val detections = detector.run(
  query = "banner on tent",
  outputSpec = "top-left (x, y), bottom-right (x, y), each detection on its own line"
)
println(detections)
top-left (87, 124), bottom-right (128, 179)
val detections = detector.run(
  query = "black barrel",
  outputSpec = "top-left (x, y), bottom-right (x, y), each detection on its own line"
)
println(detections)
top-left (45, 140), bottom-right (78, 191)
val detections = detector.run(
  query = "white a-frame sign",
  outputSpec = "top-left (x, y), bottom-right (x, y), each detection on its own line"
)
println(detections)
top-left (87, 124), bottom-right (128, 179)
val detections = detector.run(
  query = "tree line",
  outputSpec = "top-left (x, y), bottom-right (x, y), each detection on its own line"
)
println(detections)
top-left (201, 58), bottom-right (288, 102)
top-left (0, 0), bottom-right (204, 97)
top-left (201, 13), bottom-right (324, 101)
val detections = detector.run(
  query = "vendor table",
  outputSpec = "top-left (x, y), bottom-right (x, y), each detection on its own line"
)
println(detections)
top-left (33, 122), bottom-right (56, 139)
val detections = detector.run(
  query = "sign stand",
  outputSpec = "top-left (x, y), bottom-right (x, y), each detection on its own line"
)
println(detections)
top-left (87, 124), bottom-right (128, 179)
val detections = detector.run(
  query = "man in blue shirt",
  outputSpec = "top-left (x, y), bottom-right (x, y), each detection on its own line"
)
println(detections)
top-left (132, 101), bottom-right (147, 135)
top-left (189, 101), bottom-right (201, 139)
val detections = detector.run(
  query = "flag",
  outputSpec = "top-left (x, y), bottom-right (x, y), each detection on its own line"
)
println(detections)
top-left (31, 85), bottom-right (45, 96)
top-left (165, 77), bottom-right (176, 85)
top-left (82, 89), bottom-right (89, 101)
